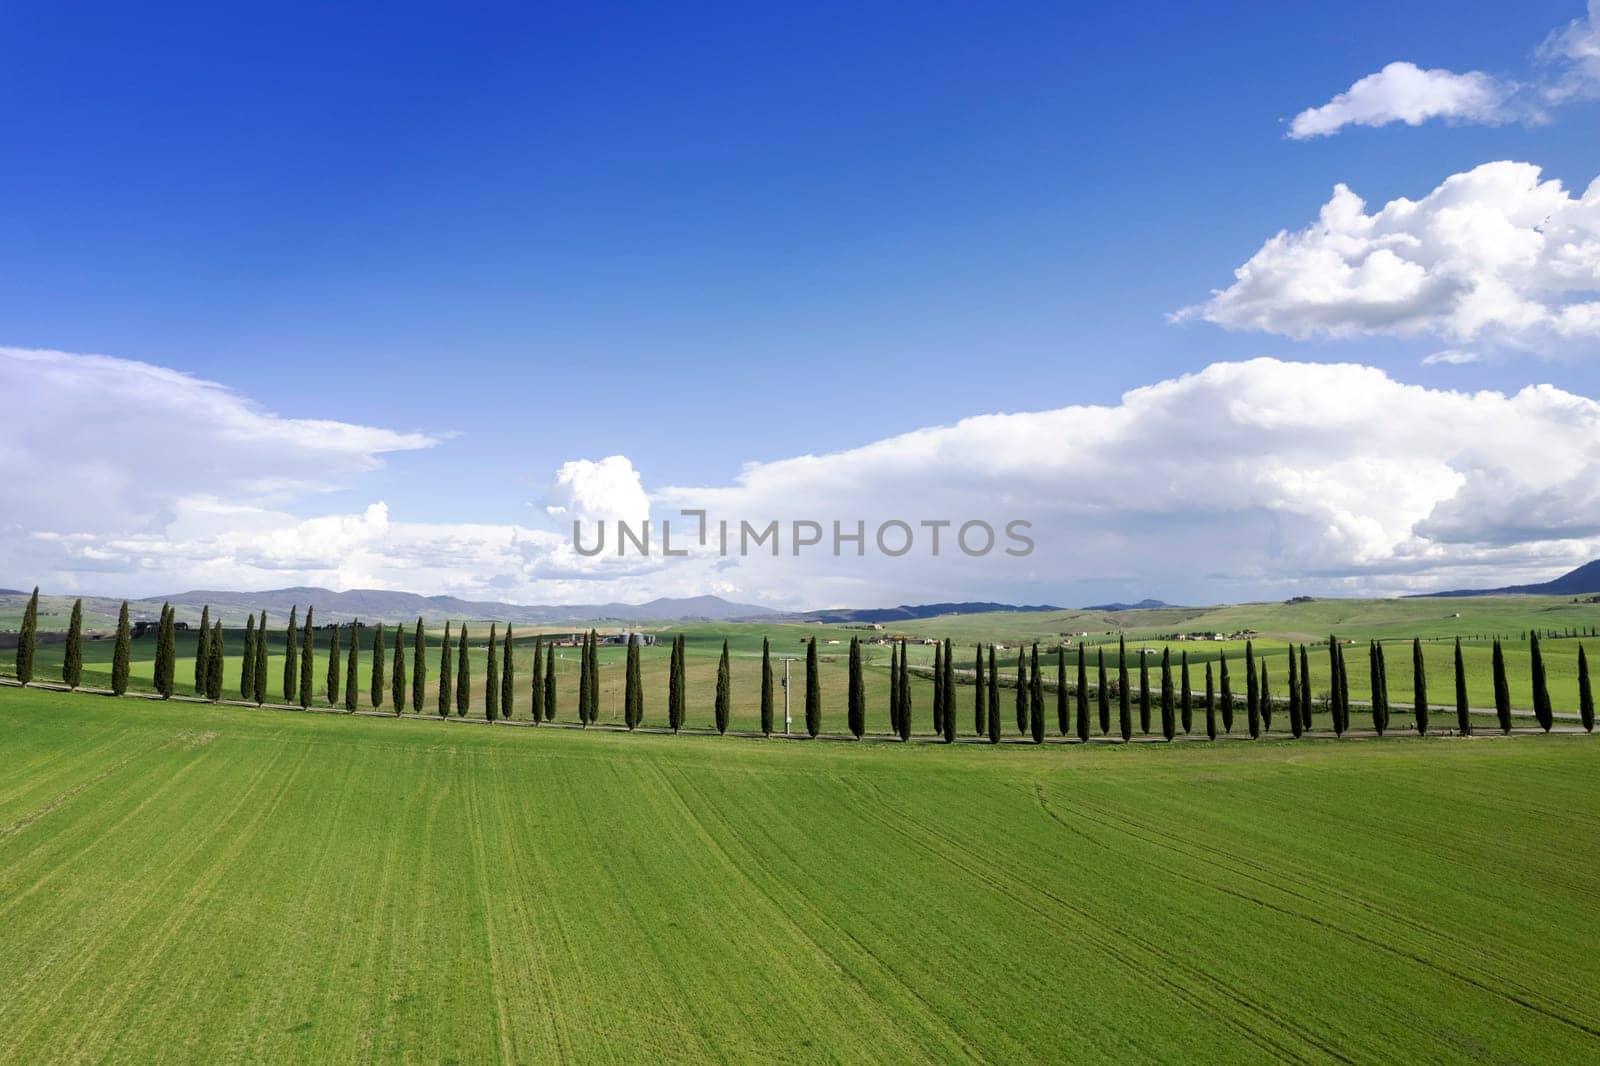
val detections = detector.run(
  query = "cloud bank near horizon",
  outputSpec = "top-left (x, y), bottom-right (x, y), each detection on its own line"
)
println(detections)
top-left (4, 347), bottom-right (1599, 609)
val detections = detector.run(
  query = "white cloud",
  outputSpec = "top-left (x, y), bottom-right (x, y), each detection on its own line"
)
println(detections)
top-left (1174, 161), bottom-right (1600, 348)
top-left (1420, 349), bottom-right (1480, 366)
top-left (7, 348), bottom-right (1600, 607)
top-left (1537, 0), bottom-right (1600, 103)
top-left (1288, 62), bottom-right (1517, 139)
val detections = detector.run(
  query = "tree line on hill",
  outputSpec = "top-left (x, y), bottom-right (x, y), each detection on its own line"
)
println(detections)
top-left (7, 588), bottom-right (1598, 740)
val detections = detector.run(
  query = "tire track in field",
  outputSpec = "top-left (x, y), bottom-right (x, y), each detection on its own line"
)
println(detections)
top-left (840, 778), bottom-right (1344, 1064)
top-left (12, 741), bottom-right (300, 1061)
top-left (461, 762), bottom-right (518, 1065)
top-left (1046, 791), bottom-right (1600, 1046)
top-left (655, 764), bottom-right (986, 1064)
top-left (0, 747), bottom-right (145, 839)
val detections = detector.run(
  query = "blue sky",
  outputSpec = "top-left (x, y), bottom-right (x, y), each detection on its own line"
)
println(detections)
top-left (4, 2), bottom-right (1600, 606)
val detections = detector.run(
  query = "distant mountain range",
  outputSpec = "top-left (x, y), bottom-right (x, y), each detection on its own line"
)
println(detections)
top-left (1081, 599), bottom-right (1172, 612)
top-left (751, 601), bottom-right (1063, 624)
top-left (149, 587), bottom-right (774, 625)
top-left (1411, 560), bottom-right (1600, 599)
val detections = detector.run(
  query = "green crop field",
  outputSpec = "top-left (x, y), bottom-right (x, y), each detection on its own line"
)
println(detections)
top-left (2, 686), bottom-right (1598, 1062)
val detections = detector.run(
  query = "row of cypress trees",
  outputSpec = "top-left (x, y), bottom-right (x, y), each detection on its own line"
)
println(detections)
top-left (11, 599), bottom-right (1599, 739)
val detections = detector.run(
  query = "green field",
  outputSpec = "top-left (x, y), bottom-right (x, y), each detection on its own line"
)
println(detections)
top-left (2, 686), bottom-right (1598, 1062)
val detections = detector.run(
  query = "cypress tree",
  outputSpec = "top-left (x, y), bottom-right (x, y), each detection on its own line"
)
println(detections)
top-left (587, 630), bottom-right (600, 724)
top-left (299, 607), bottom-right (315, 709)
top-left (485, 624), bottom-right (499, 722)
top-left (849, 637), bottom-right (866, 740)
top-left (1179, 650), bottom-right (1192, 735)
top-left (282, 606), bottom-right (298, 703)
top-left (241, 613), bottom-right (256, 702)
top-left (888, 643), bottom-right (901, 737)
top-left (1016, 646), bottom-right (1030, 736)
top-left (1492, 639), bottom-right (1511, 733)
top-left (975, 644), bottom-right (988, 736)
top-left (1097, 649), bottom-right (1110, 735)
top-left (667, 633), bottom-right (682, 732)
top-left (253, 611), bottom-right (268, 705)
top-left (206, 621), bottom-right (224, 701)
top-left (1245, 640), bottom-right (1258, 732)
top-left (544, 640), bottom-right (556, 722)
top-left (1160, 647), bottom-right (1175, 741)
top-left (326, 623), bottom-right (341, 705)
top-left (1205, 661), bottom-right (1217, 740)
top-left (1116, 636), bottom-right (1131, 741)
top-left (1028, 643), bottom-right (1044, 744)
top-left (1328, 636), bottom-right (1341, 735)
top-left (1055, 645), bottom-right (1067, 736)
top-left (392, 624), bottom-right (407, 715)
top-left (1219, 653), bottom-right (1233, 733)
top-left (715, 639), bottom-right (731, 735)
top-left (1077, 644), bottom-right (1090, 743)
top-left (804, 637), bottom-right (821, 738)
top-left (193, 604), bottom-right (211, 695)
top-left (1579, 644), bottom-right (1594, 733)
top-left (760, 636), bottom-right (774, 736)
top-left (1288, 649), bottom-right (1302, 739)
top-left (15, 586), bottom-right (38, 685)
top-left (370, 622), bottom-right (386, 710)
top-left (1299, 644), bottom-right (1312, 734)
top-left (156, 604), bottom-right (176, 699)
top-left (985, 644), bottom-right (999, 744)
top-left (1255, 661), bottom-right (1269, 738)
top-left (1453, 637), bottom-right (1471, 736)
top-left (1138, 648), bottom-right (1151, 734)
top-left (455, 624), bottom-right (470, 717)
top-left (112, 601), bottom-right (131, 696)
top-left (1368, 642), bottom-right (1382, 734)
top-left (500, 626), bottom-right (514, 720)
top-left (438, 622), bottom-right (452, 717)
top-left (1531, 632), bottom-right (1553, 732)
top-left (1412, 637), bottom-right (1428, 735)
top-left (345, 620), bottom-right (361, 713)
top-left (529, 636), bottom-right (543, 725)
top-left (625, 634), bottom-right (642, 729)
top-left (62, 597), bottom-right (84, 689)
top-left (944, 638), bottom-right (956, 739)
top-left (412, 618), bottom-right (427, 715)
top-left (903, 639), bottom-right (917, 742)
top-left (579, 631), bottom-right (593, 725)
top-left (932, 642), bottom-right (944, 736)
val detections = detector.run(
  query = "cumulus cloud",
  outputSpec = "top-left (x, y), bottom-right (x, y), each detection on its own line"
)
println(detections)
top-left (1173, 161), bottom-right (1600, 348)
top-left (1538, 0), bottom-right (1600, 103)
top-left (7, 347), bottom-right (1600, 606)
top-left (1288, 62), bottom-right (1517, 139)
top-left (1420, 349), bottom-right (1480, 366)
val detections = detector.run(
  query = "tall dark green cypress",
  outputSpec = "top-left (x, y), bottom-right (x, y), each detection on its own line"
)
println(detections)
top-left (206, 621), bottom-right (224, 701)
top-left (500, 626), bottom-right (514, 720)
top-left (667, 633), bottom-right (682, 732)
top-left (299, 607), bottom-right (315, 709)
top-left (1219, 653), bottom-right (1233, 733)
top-left (544, 641), bottom-right (557, 722)
top-left (888, 643), bottom-right (901, 737)
top-left (241, 613), bottom-right (256, 702)
top-left (1368, 642), bottom-right (1383, 734)
top-left (1056, 646), bottom-right (1068, 737)
top-left (62, 597), bottom-right (83, 689)
top-left (1205, 661), bottom-right (1217, 740)
top-left (1492, 639), bottom-right (1511, 734)
top-left (577, 632), bottom-right (590, 725)
top-left (1257, 661), bottom-right (1269, 738)
top-left (1077, 644), bottom-right (1090, 743)
top-left (485, 624), bottom-right (499, 722)
top-left (760, 636), bottom-right (773, 737)
top-left (1016, 646), bottom-right (1030, 736)
top-left (1412, 638), bottom-right (1428, 735)
top-left (112, 601), bottom-right (131, 696)
top-left (943, 638), bottom-right (956, 739)
top-left (804, 637), bottom-right (821, 738)
top-left (1453, 637), bottom-right (1470, 735)
top-left (1097, 648), bottom-right (1110, 735)
top-left (1116, 636), bottom-right (1131, 741)
top-left (345, 620), bottom-right (361, 713)
top-left (14, 586), bottom-right (38, 685)
top-left (587, 630), bottom-right (600, 724)
top-left (1328, 636), bottom-right (1342, 735)
top-left (1138, 648), bottom-right (1151, 735)
top-left (413, 618), bottom-right (427, 715)
top-left (1287, 644), bottom-right (1300, 735)
top-left (371, 621), bottom-right (386, 711)
top-left (455, 624), bottom-right (470, 717)
top-left (1179, 650), bottom-right (1192, 735)
top-left (1299, 644), bottom-right (1312, 734)
top-left (986, 644), bottom-right (1000, 745)
top-left (529, 636), bottom-right (543, 725)
top-left (282, 606), bottom-right (298, 703)
top-left (1531, 632), bottom-right (1553, 732)
top-left (849, 637), bottom-right (866, 740)
top-left (1028, 643), bottom-right (1044, 744)
top-left (1579, 644), bottom-right (1594, 733)
top-left (193, 604), bottom-right (211, 695)
top-left (625, 634), bottom-right (642, 729)
top-left (326, 623), bottom-right (341, 706)
top-left (904, 640), bottom-right (918, 742)
top-left (253, 611), bottom-right (268, 705)
top-left (1245, 640), bottom-right (1258, 732)
top-left (392, 624), bottom-right (407, 716)
top-left (438, 622), bottom-right (452, 717)
top-left (156, 604), bottom-right (176, 699)
top-left (975, 644), bottom-right (987, 737)
top-left (1159, 647), bottom-right (1175, 741)
top-left (715, 639), bottom-right (731, 735)
top-left (932, 642), bottom-right (944, 736)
